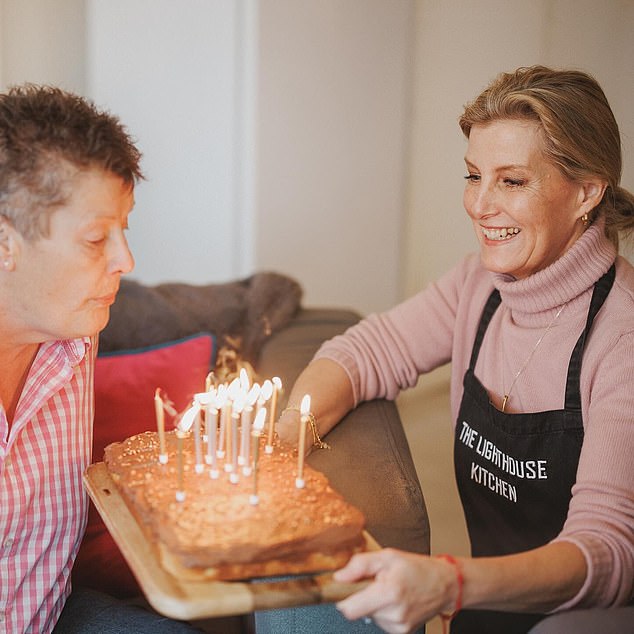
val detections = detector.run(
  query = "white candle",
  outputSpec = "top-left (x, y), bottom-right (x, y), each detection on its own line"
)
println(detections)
top-left (154, 388), bottom-right (168, 464)
top-left (193, 397), bottom-right (207, 474)
top-left (240, 404), bottom-right (253, 472)
top-left (194, 409), bottom-right (204, 473)
top-left (206, 393), bottom-right (220, 478)
top-left (177, 400), bottom-right (203, 474)
top-left (241, 384), bottom-right (260, 474)
top-left (195, 390), bottom-right (212, 443)
top-left (296, 394), bottom-right (311, 488)
top-left (224, 378), bottom-right (241, 472)
top-left (265, 377), bottom-right (282, 453)
top-left (249, 408), bottom-right (267, 505)
top-left (229, 397), bottom-right (243, 483)
top-left (216, 387), bottom-right (229, 460)
top-left (175, 428), bottom-right (187, 502)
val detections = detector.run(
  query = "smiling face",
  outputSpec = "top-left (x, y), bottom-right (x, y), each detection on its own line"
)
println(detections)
top-left (6, 168), bottom-right (135, 342)
top-left (463, 119), bottom-right (599, 280)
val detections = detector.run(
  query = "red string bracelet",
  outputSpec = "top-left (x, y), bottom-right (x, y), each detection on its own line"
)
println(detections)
top-left (436, 554), bottom-right (463, 634)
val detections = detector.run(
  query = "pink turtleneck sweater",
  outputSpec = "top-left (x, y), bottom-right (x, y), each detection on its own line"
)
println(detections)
top-left (315, 223), bottom-right (634, 610)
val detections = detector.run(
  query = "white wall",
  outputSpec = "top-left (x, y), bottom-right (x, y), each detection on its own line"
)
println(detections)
top-left (1, 0), bottom-right (633, 315)
top-left (256, 0), bottom-right (413, 314)
top-left (0, 0), bottom-right (85, 93)
top-left (85, 0), bottom-right (254, 286)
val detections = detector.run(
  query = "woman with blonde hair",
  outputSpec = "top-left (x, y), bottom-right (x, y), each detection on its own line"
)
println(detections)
top-left (271, 66), bottom-right (634, 633)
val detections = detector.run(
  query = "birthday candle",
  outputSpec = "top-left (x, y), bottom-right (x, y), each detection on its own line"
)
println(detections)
top-left (239, 404), bottom-right (252, 470)
top-left (216, 386), bottom-right (229, 460)
top-left (205, 392), bottom-right (220, 479)
top-left (237, 368), bottom-right (252, 468)
top-left (295, 394), bottom-right (310, 489)
top-left (229, 397), bottom-right (244, 483)
top-left (192, 398), bottom-right (206, 474)
top-left (194, 412), bottom-right (204, 473)
top-left (177, 399), bottom-right (199, 470)
top-left (224, 378), bottom-right (242, 471)
top-left (265, 377), bottom-right (282, 453)
top-left (175, 429), bottom-right (187, 502)
top-left (249, 408), bottom-right (267, 505)
top-left (241, 384), bottom-right (259, 474)
top-left (154, 388), bottom-right (168, 464)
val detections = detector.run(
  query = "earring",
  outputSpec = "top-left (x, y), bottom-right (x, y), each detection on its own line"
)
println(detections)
top-left (581, 213), bottom-right (589, 225)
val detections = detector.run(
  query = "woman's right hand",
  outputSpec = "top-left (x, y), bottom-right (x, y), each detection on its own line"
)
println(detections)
top-left (334, 549), bottom-right (460, 633)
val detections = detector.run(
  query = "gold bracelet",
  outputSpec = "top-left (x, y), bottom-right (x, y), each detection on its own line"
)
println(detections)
top-left (281, 407), bottom-right (330, 450)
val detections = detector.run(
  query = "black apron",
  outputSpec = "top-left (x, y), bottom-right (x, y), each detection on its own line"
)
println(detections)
top-left (451, 265), bottom-right (615, 634)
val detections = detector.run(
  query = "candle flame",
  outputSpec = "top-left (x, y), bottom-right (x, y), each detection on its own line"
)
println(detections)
top-left (194, 391), bottom-right (212, 405)
top-left (253, 407), bottom-right (267, 432)
top-left (177, 401), bottom-right (201, 432)
top-left (246, 383), bottom-right (260, 407)
top-left (215, 387), bottom-right (228, 409)
top-left (260, 379), bottom-right (273, 401)
top-left (205, 371), bottom-right (217, 389)
top-left (232, 394), bottom-right (246, 414)
top-left (154, 388), bottom-right (178, 416)
top-left (300, 394), bottom-right (311, 415)
top-left (206, 386), bottom-right (217, 407)
top-left (272, 376), bottom-right (282, 390)
top-left (239, 367), bottom-right (250, 391)
top-left (228, 377), bottom-right (241, 400)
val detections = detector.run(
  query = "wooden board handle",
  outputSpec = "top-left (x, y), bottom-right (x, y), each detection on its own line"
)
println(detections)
top-left (250, 573), bottom-right (370, 611)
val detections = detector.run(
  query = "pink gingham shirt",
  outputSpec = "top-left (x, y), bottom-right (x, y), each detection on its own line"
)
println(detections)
top-left (0, 337), bottom-right (94, 634)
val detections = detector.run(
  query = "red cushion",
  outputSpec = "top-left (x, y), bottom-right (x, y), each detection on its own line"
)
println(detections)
top-left (73, 333), bottom-right (215, 598)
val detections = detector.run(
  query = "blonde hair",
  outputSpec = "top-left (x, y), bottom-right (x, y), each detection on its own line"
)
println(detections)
top-left (459, 65), bottom-right (634, 247)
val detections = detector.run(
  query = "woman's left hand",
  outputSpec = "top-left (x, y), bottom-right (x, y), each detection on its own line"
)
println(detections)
top-left (334, 548), bottom-right (455, 633)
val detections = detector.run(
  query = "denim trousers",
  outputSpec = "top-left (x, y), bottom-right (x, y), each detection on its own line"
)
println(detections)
top-left (53, 587), bottom-right (204, 634)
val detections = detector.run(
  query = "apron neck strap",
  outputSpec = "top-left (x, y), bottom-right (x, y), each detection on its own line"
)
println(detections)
top-left (564, 263), bottom-right (616, 410)
top-left (469, 289), bottom-right (501, 371)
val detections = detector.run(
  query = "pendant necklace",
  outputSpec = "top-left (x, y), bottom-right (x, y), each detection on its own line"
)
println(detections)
top-left (501, 304), bottom-right (566, 413)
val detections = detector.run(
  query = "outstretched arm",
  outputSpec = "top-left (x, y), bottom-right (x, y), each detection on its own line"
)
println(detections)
top-left (275, 358), bottom-right (355, 449)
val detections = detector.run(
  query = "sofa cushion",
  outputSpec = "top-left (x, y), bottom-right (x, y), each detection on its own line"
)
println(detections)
top-left (92, 332), bottom-right (216, 461)
top-left (99, 273), bottom-right (302, 364)
top-left (73, 332), bottom-right (216, 598)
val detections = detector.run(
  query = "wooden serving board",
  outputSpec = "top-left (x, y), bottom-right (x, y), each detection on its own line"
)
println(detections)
top-left (83, 462), bottom-right (377, 620)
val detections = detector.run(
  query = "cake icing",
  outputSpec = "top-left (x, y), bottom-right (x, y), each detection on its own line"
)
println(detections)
top-left (103, 430), bottom-right (366, 580)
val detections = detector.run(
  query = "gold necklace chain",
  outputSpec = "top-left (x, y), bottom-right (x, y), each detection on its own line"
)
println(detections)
top-left (501, 304), bottom-right (566, 412)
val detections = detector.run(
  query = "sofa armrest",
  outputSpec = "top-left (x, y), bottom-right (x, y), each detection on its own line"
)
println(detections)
top-left (256, 308), bottom-right (430, 555)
